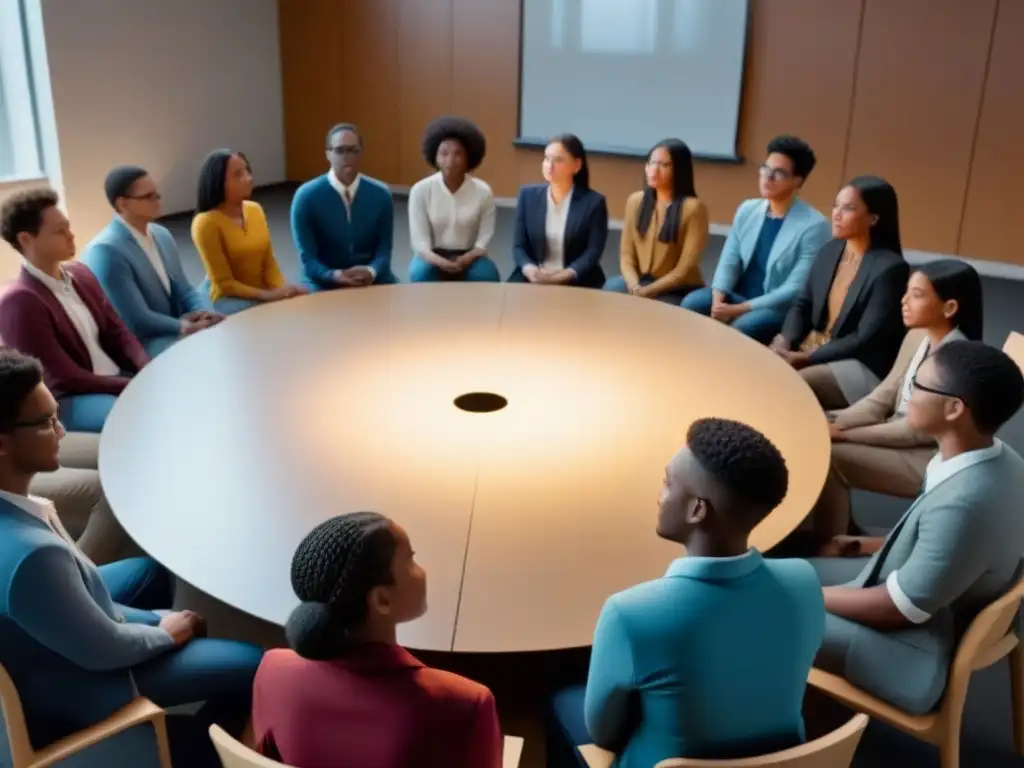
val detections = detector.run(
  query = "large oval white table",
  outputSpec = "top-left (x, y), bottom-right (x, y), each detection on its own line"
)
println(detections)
top-left (99, 283), bottom-right (829, 653)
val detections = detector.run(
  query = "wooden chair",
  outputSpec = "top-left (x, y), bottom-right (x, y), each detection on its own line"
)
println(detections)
top-left (0, 662), bottom-right (172, 768)
top-left (578, 712), bottom-right (868, 768)
top-left (209, 724), bottom-right (525, 768)
top-left (809, 574), bottom-right (1024, 768)
top-left (1003, 331), bottom-right (1024, 373)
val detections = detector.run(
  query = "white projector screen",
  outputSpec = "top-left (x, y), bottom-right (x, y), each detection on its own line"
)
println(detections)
top-left (518, 0), bottom-right (749, 160)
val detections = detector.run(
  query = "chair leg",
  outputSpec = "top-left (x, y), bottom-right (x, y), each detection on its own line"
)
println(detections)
top-left (939, 725), bottom-right (960, 768)
top-left (151, 713), bottom-right (173, 768)
top-left (1010, 643), bottom-right (1024, 756)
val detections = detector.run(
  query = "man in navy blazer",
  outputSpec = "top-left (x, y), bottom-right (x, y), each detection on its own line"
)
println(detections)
top-left (83, 167), bottom-right (222, 358)
top-left (682, 136), bottom-right (830, 343)
top-left (508, 171), bottom-right (608, 288)
top-left (0, 349), bottom-right (261, 766)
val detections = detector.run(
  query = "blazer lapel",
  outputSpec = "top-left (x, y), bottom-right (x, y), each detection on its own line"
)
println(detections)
top-left (18, 269), bottom-right (92, 365)
top-left (856, 496), bottom-right (923, 587)
top-left (764, 201), bottom-right (803, 273)
top-left (742, 199), bottom-right (770, 265)
top-left (831, 251), bottom-right (874, 335)
top-left (529, 187), bottom-right (546, 258)
top-left (562, 190), bottom-right (585, 253)
top-left (111, 219), bottom-right (168, 298)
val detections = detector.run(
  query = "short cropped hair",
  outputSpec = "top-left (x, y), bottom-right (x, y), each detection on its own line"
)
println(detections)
top-left (931, 341), bottom-right (1024, 435)
top-left (420, 117), bottom-right (487, 171)
top-left (326, 123), bottom-right (362, 149)
top-left (0, 349), bottom-right (44, 431)
top-left (687, 417), bottom-right (789, 511)
top-left (766, 135), bottom-right (817, 180)
top-left (0, 188), bottom-right (60, 253)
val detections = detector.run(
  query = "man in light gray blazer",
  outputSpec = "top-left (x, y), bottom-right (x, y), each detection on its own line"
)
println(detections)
top-left (810, 340), bottom-right (1024, 714)
top-left (82, 166), bottom-right (222, 358)
top-left (682, 136), bottom-right (830, 344)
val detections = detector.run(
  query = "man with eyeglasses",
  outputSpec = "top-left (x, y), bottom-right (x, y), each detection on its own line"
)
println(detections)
top-left (291, 123), bottom-right (397, 290)
top-left (83, 166), bottom-right (223, 358)
top-left (0, 348), bottom-right (263, 766)
top-left (810, 340), bottom-right (1024, 715)
top-left (681, 136), bottom-right (829, 344)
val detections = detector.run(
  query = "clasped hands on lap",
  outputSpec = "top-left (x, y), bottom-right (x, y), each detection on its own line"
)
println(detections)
top-left (424, 249), bottom-right (485, 277)
top-left (522, 263), bottom-right (575, 285)
top-left (159, 609), bottom-right (208, 645)
top-left (179, 310), bottom-right (225, 337)
top-left (331, 265), bottom-right (376, 287)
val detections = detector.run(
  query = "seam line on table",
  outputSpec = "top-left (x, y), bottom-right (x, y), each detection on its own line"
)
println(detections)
top-left (449, 285), bottom-right (511, 651)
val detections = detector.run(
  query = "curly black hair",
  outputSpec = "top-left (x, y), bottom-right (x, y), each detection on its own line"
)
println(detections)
top-left (421, 116), bottom-right (487, 171)
top-left (687, 417), bottom-right (789, 511)
top-left (0, 349), bottom-right (44, 432)
top-left (766, 135), bottom-right (817, 180)
top-left (284, 512), bottom-right (398, 660)
top-left (930, 341), bottom-right (1024, 435)
top-left (0, 187), bottom-right (60, 253)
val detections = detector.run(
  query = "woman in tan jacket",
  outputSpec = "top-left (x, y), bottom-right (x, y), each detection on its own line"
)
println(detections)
top-left (805, 259), bottom-right (983, 546)
top-left (604, 139), bottom-right (708, 303)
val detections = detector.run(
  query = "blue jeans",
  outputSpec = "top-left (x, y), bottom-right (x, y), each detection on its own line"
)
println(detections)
top-left (304, 268), bottom-right (399, 292)
top-left (198, 279), bottom-right (260, 316)
top-left (59, 394), bottom-right (118, 433)
top-left (603, 274), bottom-right (695, 305)
top-left (101, 557), bottom-right (262, 767)
top-left (547, 685), bottom-right (594, 768)
top-left (408, 254), bottom-right (501, 283)
top-left (681, 287), bottom-right (787, 344)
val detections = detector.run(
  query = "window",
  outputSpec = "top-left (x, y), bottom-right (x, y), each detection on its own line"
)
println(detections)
top-left (0, 0), bottom-right (44, 181)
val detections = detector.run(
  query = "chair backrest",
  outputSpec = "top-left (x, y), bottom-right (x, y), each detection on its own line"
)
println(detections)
top-left (0, 662), bottom-right (35, 767)
top-left (209, 724), bottom-right (291, 768)
top-left (1003, 332), bottom-right (1024, 375)
top-left (950, 573), bottom-right (1024, 682)
top-left (655, 713), bottom-right (869, 768)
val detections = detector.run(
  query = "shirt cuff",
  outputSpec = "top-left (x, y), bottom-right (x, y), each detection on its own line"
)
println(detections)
top-left (886, 570), bottom-right (931, 624)
top-left (366, 266), bottom-right (377, 279)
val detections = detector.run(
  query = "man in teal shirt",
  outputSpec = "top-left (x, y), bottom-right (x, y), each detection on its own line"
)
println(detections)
top-left (549, 418), bottom-right (826, 767)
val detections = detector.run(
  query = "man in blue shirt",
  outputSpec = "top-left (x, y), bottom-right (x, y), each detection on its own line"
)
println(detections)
top-left (290, 123), bottom-right (397, 290)
top-left (682, 136), bottom-right (830, 343)
top-left (548, 418), bottom-right (825, 767)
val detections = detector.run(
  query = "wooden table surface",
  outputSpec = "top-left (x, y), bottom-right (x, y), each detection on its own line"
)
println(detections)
top-left (100, 283), bottom-right (830, 653)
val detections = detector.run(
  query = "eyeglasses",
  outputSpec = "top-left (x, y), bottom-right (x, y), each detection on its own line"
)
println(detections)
top-left (6, 414), bottom-right (62, 432)
top-left (125, 192), bottom-right (162, 202)
top-left (910, 375), bottom-right (963, 401)
top-left (329, 146), bottom-right (362, 156)
top-left (645, 159), bottom-right (672, 170)
top-left (759, 164), bottom-right (794, 182)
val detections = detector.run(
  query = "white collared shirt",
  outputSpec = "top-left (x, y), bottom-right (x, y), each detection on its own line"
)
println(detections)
top-left (407, 172), bottom-right (496, 255)
top-left (886, 440), bottom-right (1004, 623)
top-left (542, 185), bottom-right (573, 271)
top-left (0, 489), bottom-right (89, 561)
top-left (117, 215), bottom-right (170, 294)
top-left (327, 170), bottom-right (361, 218)
top-left (22, 261), bottom-right (121, 376)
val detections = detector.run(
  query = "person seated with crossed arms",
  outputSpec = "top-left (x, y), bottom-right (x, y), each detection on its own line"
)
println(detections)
top-left (811, 340), bottom-right (1024, 715)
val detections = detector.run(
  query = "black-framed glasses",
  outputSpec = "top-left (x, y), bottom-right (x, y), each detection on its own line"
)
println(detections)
top-left (125, 192), bottom-right (161, 202)
top-left (328, 146), bottom-right (362, 156)
top-left (5, 414), bottom-right (62, 432)
top-left (910, 375), bottom-right (962, 401)
top-left (758, 164), bottom-right (794, 182)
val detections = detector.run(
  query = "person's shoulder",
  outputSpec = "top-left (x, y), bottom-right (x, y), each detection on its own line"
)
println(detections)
top-left (243, 200), bottom-right (267, 217)
top-left (0, 280), bottom-right (37, 310)
top-left (735, 197), bottom-right (764, 218)
top-left (519, 183), bottom-right (546, 200)
top-left (758, 557), bottom-right (826, 618)
top-left (791, 198), bottom-right (828, 224)
top-left (624, 190), bottom-right (644, 209)
top-left (148, 222), bottom-right (175, 245)
top-left (602, 576), bottom-right (674, 620)
top-left (579, 187), bottom-right (606, 205)
top-left (360, 175), bottom-right (392, 197)
top-left (409, 173), bottom-right (440, 197)
top-left (467, 175), bottom-right (493, 197)
top-left (293, 174), bottom-right (330, 199)
top-left (416, 665), bottom-right (495, 706)
top-left (255, 648), bottom-right (314, 686)
top-left (65, 260), bottom-right (97, 283)
top-left (191, 209), bottom-right (219, 233)
top-left (870, 247), bottom-right (907, 269)
top-left (682, 195), bottom-right (708, 218)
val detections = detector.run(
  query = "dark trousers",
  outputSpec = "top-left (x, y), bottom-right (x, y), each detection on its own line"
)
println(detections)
top-left (507, 265), bottom-right (605, 289)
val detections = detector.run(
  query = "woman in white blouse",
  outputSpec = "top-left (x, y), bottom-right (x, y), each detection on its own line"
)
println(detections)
top-left (802, 259), bottom-right (983, 550)
top-left (407, 117), bottom-right (500, 282)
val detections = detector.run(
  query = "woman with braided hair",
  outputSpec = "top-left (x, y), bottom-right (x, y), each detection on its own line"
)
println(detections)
top-left (252, 512), bottom-right (503, 767)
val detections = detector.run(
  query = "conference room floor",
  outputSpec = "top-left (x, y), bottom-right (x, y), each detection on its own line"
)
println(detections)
top-left (163, 184), bottom-right (1024, 767)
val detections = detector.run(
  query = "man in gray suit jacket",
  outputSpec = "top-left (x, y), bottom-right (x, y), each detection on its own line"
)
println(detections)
top-left (82, 166), bottom-right (222, 358)
top-left (811, 340), bottom-right (1024, 714)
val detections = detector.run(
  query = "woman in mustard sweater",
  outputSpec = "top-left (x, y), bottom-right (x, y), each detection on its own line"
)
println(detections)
top-left (192, 149), bottom-right (306, 315)
top-left (604, 139), bottom-right (708, 304)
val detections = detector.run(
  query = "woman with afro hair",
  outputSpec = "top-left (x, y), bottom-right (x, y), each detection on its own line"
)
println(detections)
top-left (252, 512), bottom-right (503, 767)
top-left (407, 117), bottom-right (501, 282)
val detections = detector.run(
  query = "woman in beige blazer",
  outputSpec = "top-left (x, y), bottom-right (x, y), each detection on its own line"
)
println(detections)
top-left (806, 259), bottom-right (983, 544)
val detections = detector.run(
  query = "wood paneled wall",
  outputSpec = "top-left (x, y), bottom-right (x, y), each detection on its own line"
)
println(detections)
top-left (278, 0), bottom-right (1024, 265)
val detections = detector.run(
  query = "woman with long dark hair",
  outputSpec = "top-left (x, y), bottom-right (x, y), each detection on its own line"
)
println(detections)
top-left (192, 149), bottom-right (304, 314)
top-left (604, 138), bottom-right (707, 303)
top-left (508, 133), bottom-right (609, 288)
top-left (253, 512), bottom-right (502, 767)
top-left (772, 175), bottom-right (909, 408)
top-left (803, 259), bottom-right (983, 550)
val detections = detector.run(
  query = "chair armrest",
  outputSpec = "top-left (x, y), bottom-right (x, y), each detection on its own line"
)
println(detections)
top-left (579, 743), bottom-right (616, 768)
top-left (34, 697), bottom-right (170, 768)
top-left (503, 734), bottom-right (524, 768)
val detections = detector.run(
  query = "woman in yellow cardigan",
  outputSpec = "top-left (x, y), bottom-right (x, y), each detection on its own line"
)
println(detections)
top-left (604, 139), bottom-right (708, 304)
top-left (193, 149), bottom-right (306, 314)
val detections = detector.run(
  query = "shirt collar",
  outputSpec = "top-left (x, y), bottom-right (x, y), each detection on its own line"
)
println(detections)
top-left (330, 643), bottom-right (424, 673)
top-left (548, 184), bottom-right (573, 208)
top-left (116, 214), bottom-right (152, 245)
top-left (664, 548), bottom-right (763, 581)
top-left (328, 170), bottom-right (361, 198)
top-left (22, 259), bottom-right (73, 294)
top-left (924, 439), bottom-right (1003, 493)
top-left (0, 489), bottom-right (55, 526)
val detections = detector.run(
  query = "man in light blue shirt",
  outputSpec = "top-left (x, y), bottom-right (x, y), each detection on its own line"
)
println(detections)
top-left (549, 418), bottom-right (826, 767)
top-left (682, 136), bottom-right (830, 343)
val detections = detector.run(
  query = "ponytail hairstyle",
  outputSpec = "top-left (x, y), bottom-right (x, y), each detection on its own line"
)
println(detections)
top-left (637, 138), bottom-right (697, 244)
top-left (913, 259), bottom-right (984, 342)
top-left (284, 512), bottom-right (398, 660)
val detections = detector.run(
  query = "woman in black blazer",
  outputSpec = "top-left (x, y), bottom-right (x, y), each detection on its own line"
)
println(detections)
top-left (508, 133), bottom-right (608, 289)
top-left (771, 175), bottom-right (909, 409)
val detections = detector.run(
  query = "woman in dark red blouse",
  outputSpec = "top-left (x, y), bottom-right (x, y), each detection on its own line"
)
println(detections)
top-left (253, 512), bottom-right (502, 768)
